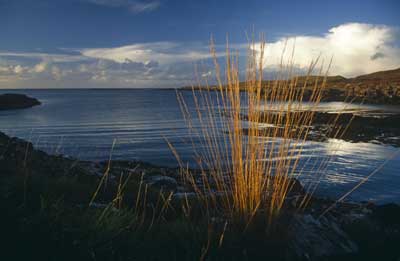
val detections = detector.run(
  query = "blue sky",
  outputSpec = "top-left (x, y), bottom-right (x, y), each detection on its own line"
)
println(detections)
top-left (0, 0), bottom-right (399, 88)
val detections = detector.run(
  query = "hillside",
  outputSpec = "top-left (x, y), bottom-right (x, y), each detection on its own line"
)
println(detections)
top-left (342, 68), bottom-right (400, 103)
top-left (182, 68), bottom-right (400, 104)
top-left (353, 67), bottom-right (400, 81)
top-left (285, 68), bottom-right (400, 103)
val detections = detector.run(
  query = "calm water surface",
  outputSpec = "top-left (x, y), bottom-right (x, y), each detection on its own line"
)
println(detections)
top-left (0, 89), bottom-right (399, 204)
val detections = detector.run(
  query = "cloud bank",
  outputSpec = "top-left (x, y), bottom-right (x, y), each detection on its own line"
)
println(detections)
top-left (260, 23), bottom-right (400, 77)
top-left (0, 23), bottom-right (399, 88)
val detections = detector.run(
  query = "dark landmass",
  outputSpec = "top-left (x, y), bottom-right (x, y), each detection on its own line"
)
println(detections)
top-left (0, 93), bottom-right (41, 110)
top-left (181, 67), bottom-right (400, 104)
top-left (312, 111), bottom-right (400, 146)
top-left (0, 131), bottom-right (399, 260)
top-left (241, 111), bottom-right (400, 147)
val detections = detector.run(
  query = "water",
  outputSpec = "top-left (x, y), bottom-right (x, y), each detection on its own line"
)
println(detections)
top-left (0, 89), bottom-right (399, 204)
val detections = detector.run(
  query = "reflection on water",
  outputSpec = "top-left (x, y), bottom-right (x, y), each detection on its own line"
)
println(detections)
top-left (0, 89), bottom-right (399, 204)
top-left (259, 101), bottom-right (400, 116)
top-left (297, 139), bottom-right (400, 203)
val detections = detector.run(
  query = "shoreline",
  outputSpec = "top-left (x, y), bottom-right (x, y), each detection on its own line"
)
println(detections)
top-left (1, 128), bottom-right (399, 203)
top-left (1, 130), bottom-right (399, 207)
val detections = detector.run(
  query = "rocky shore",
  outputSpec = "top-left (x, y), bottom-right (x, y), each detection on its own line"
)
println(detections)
top-left (241, 110), bottom-right (400, 147)
top-left (312, 111), bottom-right (400, 146)
top-left (0, 131), bottom-right (399, 260)
top-left (0, 93), bottom-right (41, 110)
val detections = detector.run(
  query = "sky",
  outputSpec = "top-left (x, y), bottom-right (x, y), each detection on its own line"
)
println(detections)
top-left (0, 0), bottom-right (399, 88)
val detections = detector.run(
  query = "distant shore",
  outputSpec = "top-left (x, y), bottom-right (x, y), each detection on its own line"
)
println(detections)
top-left (180, 67), bottom-right (400, 105)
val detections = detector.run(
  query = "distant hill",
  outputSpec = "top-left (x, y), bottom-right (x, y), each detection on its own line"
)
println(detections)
top-left (181, 68), bottom-right (400, 104)
top-left (353, 68), bottom-right (400, 81)
top-left (327, 68), bottom-right (400, 103)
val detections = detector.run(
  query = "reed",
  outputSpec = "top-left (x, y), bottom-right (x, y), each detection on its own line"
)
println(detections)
top-left (168, 36), bottom-right (348, 225)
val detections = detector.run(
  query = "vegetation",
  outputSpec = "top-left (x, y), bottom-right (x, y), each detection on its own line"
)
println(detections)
top-left (0, 168), bottom-right (297, 260)
top-left (170, 38), bottom-right (350, 226)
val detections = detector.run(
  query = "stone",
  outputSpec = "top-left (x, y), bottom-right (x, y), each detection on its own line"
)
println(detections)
top-left (145, 175), bottom-right (178, 192)
top-left (288, 214), bottom-right (358, 260)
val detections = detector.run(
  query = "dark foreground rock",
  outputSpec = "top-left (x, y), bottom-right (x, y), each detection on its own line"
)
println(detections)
top-left (288, 214), bottom-right (359, 259)
top-left (0, 132), bottom-right (91, 178)
top-left (0, 93), bottom-right (41, 110)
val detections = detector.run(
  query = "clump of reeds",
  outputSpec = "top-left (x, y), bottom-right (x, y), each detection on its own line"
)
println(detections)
top-left (169, 36), bottom-right (349, 225)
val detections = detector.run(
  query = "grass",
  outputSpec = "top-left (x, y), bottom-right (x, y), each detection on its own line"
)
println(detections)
top-left (0, 174), bottom-right (294, 260)
top-left (2, 166), bottom-right (398, 261)
top-left (168, 37), bottom-right (353, 226)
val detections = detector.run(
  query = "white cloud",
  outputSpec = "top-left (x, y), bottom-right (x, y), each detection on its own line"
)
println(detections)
top-left (259, 23), bottom-right (400, 77)
top-left (85, 0), bottom-right (160, 14)
top-left (80, 42), bottom-right (216, 65)
top-left (13, 65), bottom-right (26, 74)
top-left (51, 65), bottom-right (63, 80)
top-left (0, 66), bottom-right (11, 74)
top-left (128, 1), bottom-right (160, 13)
top-left (79, 23), bottom-right (400, 79)
top-left (33, 62), bottom-right (48, 73)
top-left (0, 51), bottom-right (90, 63)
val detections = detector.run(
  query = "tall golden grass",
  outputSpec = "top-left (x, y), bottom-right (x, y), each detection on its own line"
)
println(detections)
top-left (168, 37), bottom-right (351, 225)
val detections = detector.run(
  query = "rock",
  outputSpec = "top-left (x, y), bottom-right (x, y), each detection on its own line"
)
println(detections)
top-left (372, 203), bottom-right (400, 226)
top-left (288, 214), bottom-right (358, 260)
top-left (0, 131), bottom-right (93, 178)
top-left (0, 93), bottom-right (41, 110)
top-left (173, 192), bottom-right (197, 200)
top-left (254, 110), bottom-right (400, 147)
top-left (144, 175), bottom-right (178, 192)
top-left (287, 178), bottom-right (305, 196)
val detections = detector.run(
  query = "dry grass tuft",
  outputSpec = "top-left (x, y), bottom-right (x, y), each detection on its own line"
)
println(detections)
top-left (168, 36), bottom-right (352, 226)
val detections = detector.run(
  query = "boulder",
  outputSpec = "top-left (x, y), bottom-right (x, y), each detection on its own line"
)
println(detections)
top-left (288, 214), bottom-right (358, 260)
top-left (144, 175), bottom-right (178, 192)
